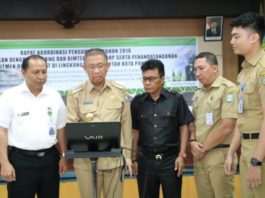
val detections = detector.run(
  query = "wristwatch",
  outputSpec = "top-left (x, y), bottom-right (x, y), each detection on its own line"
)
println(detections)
top-left (61, 152), bottom-right (66, 158)
top-left (250, 157), bottom-right (262, 166)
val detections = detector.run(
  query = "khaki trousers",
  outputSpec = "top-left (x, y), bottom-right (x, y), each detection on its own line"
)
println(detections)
top-left (240, 139), bottom-right (265, 198)
top-left (75, 163), bottom-right (123, 198)
top-left (194, 148), bottom-right (237, 198)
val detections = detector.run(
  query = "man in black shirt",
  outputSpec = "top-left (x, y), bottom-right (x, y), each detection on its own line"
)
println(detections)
top-left (131, 59), bottom-right (194, 198)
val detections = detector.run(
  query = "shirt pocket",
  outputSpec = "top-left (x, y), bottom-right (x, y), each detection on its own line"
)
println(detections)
top-left (160, 109), bottom-right (177, 128)
top-left (14, 109), bottom-right (32, 130)
top-left (210, 98), bottom-right (221, 123)
top-left (243, 82), bottom-right (259, 109)
top-left (105, 101), bottom-right (122, 121)
top-left (137, 112), bottom-right (150, 129)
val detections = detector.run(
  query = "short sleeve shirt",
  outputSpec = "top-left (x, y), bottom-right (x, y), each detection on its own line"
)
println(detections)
top-left (131, 89), bottom-right (194, 151)
top-left (192, 75), bottom-right (237, 144)
top-left (236, 50), bottom-right (265, 133)
top-left (0, 82), bottom-right (66, 150)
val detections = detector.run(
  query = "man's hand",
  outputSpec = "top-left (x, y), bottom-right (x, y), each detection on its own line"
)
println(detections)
top-left (247, 165), bottom-right (262, 189)
top-left (190, 141), bottom-right (206, 160)
top-left (0, 161), bottom-right (16, 182)
top-left (132, 161), bottom-right (138, 176)
top-left (175, 156), bottom-right (185, 177)
top-left (59, 157), bottom-right (67, 175)
top-left (224, 153), bottom-right (236, 175)
top-left (125, 158), bottom-right (132, 177)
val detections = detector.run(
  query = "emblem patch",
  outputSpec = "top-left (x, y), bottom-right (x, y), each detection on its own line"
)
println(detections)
top-left (226, 93), bottom-right (234, 103)
top-left (85, 113), bottom-right (94, 121)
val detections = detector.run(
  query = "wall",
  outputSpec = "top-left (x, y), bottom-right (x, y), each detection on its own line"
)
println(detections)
top-left (0, 18), bottom-right (238, 81)
top-left (0, 0), bottom-right (259, 19)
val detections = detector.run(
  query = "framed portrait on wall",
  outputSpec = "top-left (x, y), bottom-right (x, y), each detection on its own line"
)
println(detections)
top-left (204, 16), bottom-right (223, 41)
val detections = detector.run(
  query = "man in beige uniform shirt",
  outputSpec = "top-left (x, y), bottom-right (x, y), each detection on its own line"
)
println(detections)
top-left (67, 48), bottom-right (132, 198)
top-left (225, 12), bottom-right (265, 198)
top-left (190, 52), bottom-right (237, 198)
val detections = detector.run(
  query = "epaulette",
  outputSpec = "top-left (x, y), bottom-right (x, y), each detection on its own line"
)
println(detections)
top-left (170, 90), bottom-right (181, 95)
top-left (68, 85), bottom-right (84, 96)
top-left (72, 87), bottom-right (84, 94)
top-left (111, 81), bottom-right (125, 90)
top-left (193, 87), bottom-right (200, 93)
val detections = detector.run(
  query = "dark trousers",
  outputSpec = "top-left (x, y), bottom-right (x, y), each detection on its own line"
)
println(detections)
top-left (7, 147), bottom-right (60, 198)
top-left (137, 153), bottom-right (182, 198)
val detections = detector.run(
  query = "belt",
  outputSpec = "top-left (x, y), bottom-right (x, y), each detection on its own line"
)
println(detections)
top-left (8, 146), bottom-right (56, 157)
top-left (242, 133), bottom-right (259, 140)
top-left (140, 148), bottom-right (178, 161)
top-left (213, 144), bottom-right (230, 149)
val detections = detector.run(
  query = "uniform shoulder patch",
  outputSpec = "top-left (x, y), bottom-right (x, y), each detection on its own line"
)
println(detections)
top-left (225, 92), bottom-right (234, 103)
top-left (225, 86), bottom-right (235, 103)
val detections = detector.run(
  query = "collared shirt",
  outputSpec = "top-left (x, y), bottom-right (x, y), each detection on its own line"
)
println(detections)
top-left (131, 89), bottom-right (194, 151)
top-left (192, 75), bottom-right (237, 143)
top-left (236, 49), bottom-right (265, 133)
top-left (67, 80), bottom-right (132, 170)
top-left (0, 82), bottom-right (66, 150)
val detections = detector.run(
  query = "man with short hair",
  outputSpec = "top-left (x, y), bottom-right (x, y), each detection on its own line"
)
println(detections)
top-left (190, 52), bottom-right (237, 198)
top-left (225, 12), bottom-right (265, 198)
top-left (67, 48), bottom-right (132, 198)
top-left (131, 59), bottom-right (194, 198)
top-left (0, 55), bottom-right (67, 198)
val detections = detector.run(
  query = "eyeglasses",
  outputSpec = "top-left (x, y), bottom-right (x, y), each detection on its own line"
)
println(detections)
top-left (86, 63), bottom-right (106, 71)
top-left (142, 76), bottom-right (161, 83)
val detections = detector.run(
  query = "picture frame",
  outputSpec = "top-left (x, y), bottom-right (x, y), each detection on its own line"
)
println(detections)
top-left (204, 16), bottom-right (223, 41)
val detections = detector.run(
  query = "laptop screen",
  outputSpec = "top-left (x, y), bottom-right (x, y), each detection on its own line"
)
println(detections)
top-left (65, 122), bottom-right (121, 152)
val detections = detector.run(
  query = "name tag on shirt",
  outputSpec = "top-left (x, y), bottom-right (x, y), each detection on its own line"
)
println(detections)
top-left (206, 113), bottom-right (213, 125)
top-left (238, 96), bottom-right (244, 114)
top-left (17, 112), bottom-right (29, 117)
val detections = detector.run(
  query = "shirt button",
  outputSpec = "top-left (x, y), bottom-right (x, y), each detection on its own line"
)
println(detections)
top-left (154, 124), bottom-right (157, 128)
top-left (154, 113), bottom-right (157, 117)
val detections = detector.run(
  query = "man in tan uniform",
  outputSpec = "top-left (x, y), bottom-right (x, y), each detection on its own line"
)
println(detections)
top-left (190, 52), bottom-right (237, 198)
top-left (225, 12), bottom-right (265, 198)
top-left (67, 48), bottom-right (132, 198)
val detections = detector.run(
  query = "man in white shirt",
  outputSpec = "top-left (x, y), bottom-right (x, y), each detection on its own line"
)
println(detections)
top-left (0, 55), bottom-right (67, 198)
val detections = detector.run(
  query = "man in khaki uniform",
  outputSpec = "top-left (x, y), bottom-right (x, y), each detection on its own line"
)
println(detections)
top-left (225, 12), bottom-right (265, 198)
top-left (190, 52), bottom-right (237, 198)
top-left (67, 48), bottom-right (132, 198)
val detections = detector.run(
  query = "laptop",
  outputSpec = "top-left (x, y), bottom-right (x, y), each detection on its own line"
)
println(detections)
top-left (65, 122), bottom-right (121, 152)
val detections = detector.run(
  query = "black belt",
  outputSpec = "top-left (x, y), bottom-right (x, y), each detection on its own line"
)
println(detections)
top-left (140, 148), bottom-right (178, 161)
top-left (242, 133), bottom-right (259, 139)
top-left (213, 144), bottom-right (230, 149)
top-left (8, 145), bottom-right (56, 157)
